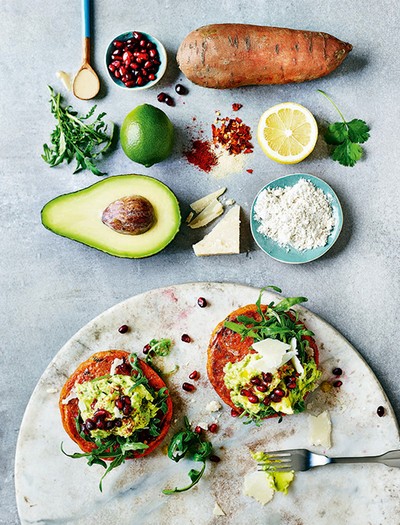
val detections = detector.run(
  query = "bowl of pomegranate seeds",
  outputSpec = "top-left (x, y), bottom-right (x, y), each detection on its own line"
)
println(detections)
top-left (105, 31), bottom-right (167, 90)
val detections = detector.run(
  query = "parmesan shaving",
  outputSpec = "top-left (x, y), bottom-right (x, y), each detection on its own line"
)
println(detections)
top-left (190, 187), bottom-right (226, 213)
top-left (188, 199), bottom-right (224, 229)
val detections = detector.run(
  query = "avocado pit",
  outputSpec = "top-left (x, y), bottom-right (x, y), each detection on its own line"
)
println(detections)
top-left (102, 195), bottom-right (155, 235)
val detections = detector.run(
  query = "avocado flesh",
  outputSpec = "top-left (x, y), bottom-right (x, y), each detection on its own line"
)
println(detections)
top-left (41, 175), bottom-right (181, 258)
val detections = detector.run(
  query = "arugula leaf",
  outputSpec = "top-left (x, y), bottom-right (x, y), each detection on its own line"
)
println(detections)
top-left (318, 89), bottom-right (370, 167)
top-left (144, 338), bottom-right (174, 370)
top-left (163, 417), bottom-right (213, 495)
top-left (42, 86), bottom-right (114, 176)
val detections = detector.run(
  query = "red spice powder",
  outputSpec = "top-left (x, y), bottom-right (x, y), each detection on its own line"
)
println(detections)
top-left (183, 139), bottom-right (218, 173)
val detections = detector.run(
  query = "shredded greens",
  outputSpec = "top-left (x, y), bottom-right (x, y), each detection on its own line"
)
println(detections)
top-left (42, 86), bottom-right (114, 176)
top-left (163, 417), bottom-right (213, 494)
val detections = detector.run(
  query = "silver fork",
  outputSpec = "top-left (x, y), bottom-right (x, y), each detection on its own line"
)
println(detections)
top-left (257, 449), bottom-right (400, 472)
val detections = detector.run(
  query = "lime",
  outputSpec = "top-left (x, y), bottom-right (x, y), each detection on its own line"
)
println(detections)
top-left (257, 103), bottom-right (318, 164)
top-left (120, 104), bottom-right (174, 167)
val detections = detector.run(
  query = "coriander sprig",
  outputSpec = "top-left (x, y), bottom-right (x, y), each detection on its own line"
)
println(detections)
top-left (318, 89), bottom-right (370, 167)
top-left (42, 86), bottom-right (114, 176)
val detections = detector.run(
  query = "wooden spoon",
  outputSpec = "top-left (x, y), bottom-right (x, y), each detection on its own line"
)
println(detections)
top-left (73, 0), bottom-right (100, 100)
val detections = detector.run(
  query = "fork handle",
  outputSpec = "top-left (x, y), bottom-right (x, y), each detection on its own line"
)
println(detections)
top-left (330, 450), bottom-right (400, 468)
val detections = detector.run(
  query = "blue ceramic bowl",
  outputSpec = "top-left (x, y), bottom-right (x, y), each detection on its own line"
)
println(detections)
top-left (250, 174), bottom-right (343, 264)
top-left (105, 31), bottom-right (167, 91)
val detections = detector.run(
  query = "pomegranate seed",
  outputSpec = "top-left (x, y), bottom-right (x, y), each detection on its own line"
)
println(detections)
top-left (175, 84), bottom-right (188, 95)
top-left (250, 377), bottom-right (261, 386)
top-left (123, 405), bottom-right (131, 416)
top-left (149, 49), bottom-right (158, 58)
top-left (130, 62), bottom-right (139, 70)
top-left (125, 81), bottom-right (136, 88)
top-left (85, 419), bottom-right (96, 430)
top-left (182, 382), bottom-right (195, 392)
top-left (165, 95), bottom-right (175, 107)
top-left (115, 398), bottom-right (124, 409)
top-left (94, 409), bottom-right (109, 419)
top-left (138, 53), bottom-right (149, 60)
top-left (148, 74), bottom-right (156, 81)
top-left (208, 423), bottom-right (218, 433)
top-left (273, 389), bottom-right (285, 398)
top-left (96, 420), bottom-right (105, 429)
top-left (333, 380), bottom-right (343, 388)
top-left (90, 399), bottom-right (97, 409)
top-left (240, 389), bottom-right (251, 397)
top-left (136, 76), bottom-right (144, 85)
top-left (108, 64), bottom-right (116, 72)
top-left (333, 367), bottom-right (343, 376)
top-left (157, 92), bottom-right (167, 102)
top-left (144, 60), bottom-right (152, 69)
top-left (143, 343), bottom-right (151, 354)
top-left (195, 426), bottom-right (202, 434)
top-left (377, 406), bottom-right (385, 417)
top-left (197, 297), bottom-right (207, 308)
top-left (113, 40), bottom-right (124, 48)
top-left (114, 70), bottom-right (120, 79)
top-left (139, 39), bottom-right (147, 47)
top-left (122, 395), bottom-right (131, 405)
top-left (262, 372), bottom-right (273, 383)
top-left (256, 384), bottom-right (267, 392)
top-left (147, 42), bottom-right (155, 49)
top-left (263, 397), bottom-right (271, 405)
top-left (119, 66), bottom-right (127, 76)
top-left (189, 370), bottom-right (199, 380)
top-left (209, 455), bottom-right (221, 463)
top-left (118, 324), bottom-right (129, 334)
top-left (123, 51), bottom-right (132, 62)
top-left (181, 334), bottom-right (191, 343)
top-left (112, 60), bottom-right (121, 68)
top-left (132, 32), bottom-right (142, 40)
top-left (231, 408), bottom-right (240, 417)
top-left (248, 394), bottom-right (259, 404)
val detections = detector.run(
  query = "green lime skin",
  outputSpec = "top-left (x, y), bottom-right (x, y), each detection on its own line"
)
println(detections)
top-left (120, 104), bottom-right (174, 167)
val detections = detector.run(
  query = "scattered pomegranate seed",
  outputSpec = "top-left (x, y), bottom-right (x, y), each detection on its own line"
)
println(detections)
top-left (165, 95), bottom-right (175, 107)
top-left (232, 103), bottom-right (243, 111)
top-left (182, 382), bottom-right (195, 392)
top-left (197, 297), bottom-right (207, 308)
top-left (189, 370), bottom-right (199, 380)
top-left (377, 406), bottom-right (385, 417)
top-left (115, 398), bottom-right (124, 409)
top-left (209, 454), bottom-right (221, 463)
top-left (333, 380), bottom-right (343, 388)
top-left (246, 169), bottom-right (254, 174)
top-left (332, 367), bottom-right (343, 376)
top-left (195, 425), bottom-right (202, 434)
top-left (256, 384), bottom-right (267, 392)
top-left (143, 343), bottom-right (151, 354)
top-left (175, 84), bottom-right (188, 95)
top-left (118, 324), bottom-right (129, 334)
top-left (181, 334), bottom-right (191, 343)
top-left (250, 377), bottom-right (261, 386)
top-left (157, 92), bottom-right (167, 102)
top-left (240, 389), bottom-right (251, 397)
top-left (208, 423), bottom-right (218, 433)
top-left (230, 408), bottom-right (240, 417)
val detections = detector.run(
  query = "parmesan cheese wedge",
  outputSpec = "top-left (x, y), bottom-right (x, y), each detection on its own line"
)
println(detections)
top-left (309, 411), bottom-right (332, 449)
top-left (188, 199), bottom-right (224, 229)
top-left (193, 206), bottom-right (240, 256)
top-left (190, 187), bottom-right (226, 213)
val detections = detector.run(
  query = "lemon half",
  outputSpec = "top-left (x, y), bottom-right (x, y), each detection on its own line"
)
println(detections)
top-left (257, 102), bottom-right (318, 164)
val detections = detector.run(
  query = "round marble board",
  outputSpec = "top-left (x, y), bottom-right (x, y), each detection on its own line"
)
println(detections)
top-left (15, 283), bottom-right (400, 525)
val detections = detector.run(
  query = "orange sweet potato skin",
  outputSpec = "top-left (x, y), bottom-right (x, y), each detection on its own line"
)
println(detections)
top-left (177, 24), bottom-right (352, 88)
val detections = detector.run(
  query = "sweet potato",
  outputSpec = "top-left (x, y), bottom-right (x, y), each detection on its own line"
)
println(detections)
top-left (177, 24), bottom-right (352, 89)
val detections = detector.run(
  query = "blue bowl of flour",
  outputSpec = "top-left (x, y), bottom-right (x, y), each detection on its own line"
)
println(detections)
top-left (250, 173), bottom-right (343, 264)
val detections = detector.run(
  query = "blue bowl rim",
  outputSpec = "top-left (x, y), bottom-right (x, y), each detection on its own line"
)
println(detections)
top-left (250, 173), bottom-right (344, 264)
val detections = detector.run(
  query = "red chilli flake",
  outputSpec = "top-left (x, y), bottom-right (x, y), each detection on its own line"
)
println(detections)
top-left (246, 169), bottom-right (253, 174)
top-left (212, 117), bottom-right (253, 156)
top-left (232, 103), bottom-right (243, 111)
top-left (183, 139), bottom-right (218, 173)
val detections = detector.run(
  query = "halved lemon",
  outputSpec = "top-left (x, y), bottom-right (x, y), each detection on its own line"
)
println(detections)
top-left (257, 102), bottom-right (318, 164)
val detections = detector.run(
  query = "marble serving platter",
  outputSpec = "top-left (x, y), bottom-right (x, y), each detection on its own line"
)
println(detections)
top-left (15, 283), bottom-right (400, 525)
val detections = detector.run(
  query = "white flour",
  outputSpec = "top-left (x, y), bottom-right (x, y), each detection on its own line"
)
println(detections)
top-left (254, 178), bottom-right (335, 251)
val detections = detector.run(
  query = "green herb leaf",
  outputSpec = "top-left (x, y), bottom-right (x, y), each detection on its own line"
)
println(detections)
top-left (163, 417), bottom-right (213, 495)
top-left (318, 89), bottom-right (370, 167)
top-left (42, 86), bottom-right (114, 176)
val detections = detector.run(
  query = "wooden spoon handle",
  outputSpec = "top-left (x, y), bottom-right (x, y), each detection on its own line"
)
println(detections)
top-left (82, 0), bottom-right (91, 63)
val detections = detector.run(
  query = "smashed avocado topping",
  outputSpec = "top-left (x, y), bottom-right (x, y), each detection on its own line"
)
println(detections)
top-left (62, 353), bottom-right (169, 491)
top-left (223, 286), bottom-right (321, 423)
top-left (76, 374), bottom-right (158, 438)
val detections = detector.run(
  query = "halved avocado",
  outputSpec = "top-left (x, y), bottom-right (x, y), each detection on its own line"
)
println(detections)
top-left (41, 175), bottom-right (181, 258)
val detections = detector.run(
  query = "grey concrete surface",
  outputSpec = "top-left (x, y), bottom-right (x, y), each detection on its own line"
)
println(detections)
top-left (1, 0), bottom-right (399, 522)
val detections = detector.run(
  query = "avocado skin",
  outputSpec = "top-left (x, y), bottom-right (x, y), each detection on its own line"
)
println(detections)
top-left (41, 174), bottom-right (181, 258)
